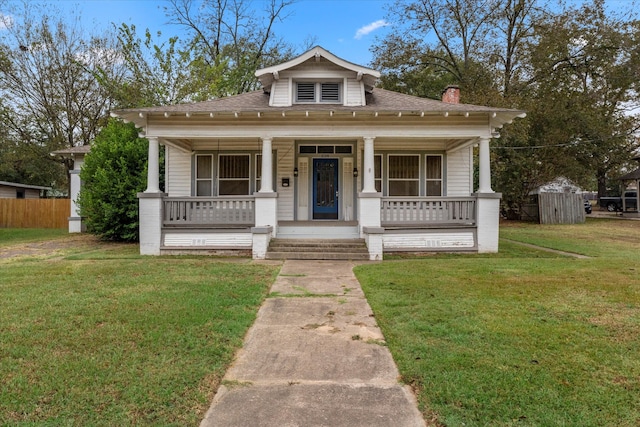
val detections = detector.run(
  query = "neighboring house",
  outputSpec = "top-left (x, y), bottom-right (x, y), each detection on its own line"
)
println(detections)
top-left (0, 181), bottom-right (51, 199)
top-left (51, 145), bottom-right (91, 233)
top-left (112, 46), bottom-right (525, 260)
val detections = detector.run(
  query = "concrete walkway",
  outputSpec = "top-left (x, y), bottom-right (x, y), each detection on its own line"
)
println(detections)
top-left (200, 260), bottom-right (425, 427)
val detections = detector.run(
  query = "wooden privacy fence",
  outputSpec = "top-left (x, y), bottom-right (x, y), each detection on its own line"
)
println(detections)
top-left (521, 193), bottom-right (585, 224)
top-left (0, 199), bottom-right (70, 228)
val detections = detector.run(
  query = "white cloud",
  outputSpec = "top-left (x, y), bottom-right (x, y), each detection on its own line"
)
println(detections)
top-left (354, 19), bottom-right (389, 40)
top-left (0, 13), bottom-right (14, 31)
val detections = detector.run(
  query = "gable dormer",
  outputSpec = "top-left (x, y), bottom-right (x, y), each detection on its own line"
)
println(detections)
top-left (255, 46), bottom-right (380, 108)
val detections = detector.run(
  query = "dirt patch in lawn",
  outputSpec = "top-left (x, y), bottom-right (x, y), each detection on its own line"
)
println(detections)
top-left (0, 234), bottom-right (117, 259)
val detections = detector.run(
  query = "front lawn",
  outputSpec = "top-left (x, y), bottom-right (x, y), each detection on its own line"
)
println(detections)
top-left (0, 228), bottom-right (68, 246)
top-left (355, 218), bottom-right (640, 426)
top-left (0, 239), bottom-right (279, 425)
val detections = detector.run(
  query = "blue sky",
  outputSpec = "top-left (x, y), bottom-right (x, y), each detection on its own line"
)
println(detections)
top-left (47, 0), bottom-right (392, 66)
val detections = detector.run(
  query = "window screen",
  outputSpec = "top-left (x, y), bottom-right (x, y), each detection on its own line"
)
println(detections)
top-left (374, 155), bottom-right (382, 193)
top-left (219, 155), bottom-right (250, 195)
top-left (426, 155), bottom-right (443, 196)
top-left (388, 155), bottom-right (419, 196)
top-left (196, 155), bottom-right (213, 196)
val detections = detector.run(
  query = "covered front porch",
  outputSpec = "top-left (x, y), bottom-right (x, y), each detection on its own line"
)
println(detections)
top-left (138, 134), bottom-right (500, 260)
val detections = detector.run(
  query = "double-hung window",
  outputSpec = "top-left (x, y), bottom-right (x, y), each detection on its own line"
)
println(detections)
top-left (425, 155), bottom-right (443, 196)
top-left (196, 154), bottom-right (253, 196)
top-left (196, 154), bottom-right (213, 196)
top-left (374, 155), bottom-right (382, 192)
top-left (218, 155), bottom-right (250, 195)
top-left (255, 154), bottom-right (262, 192)
top-left (388, 155), bottom-right (420, 196)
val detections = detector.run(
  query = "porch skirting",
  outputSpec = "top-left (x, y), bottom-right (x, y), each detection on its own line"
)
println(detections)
top-left (382, 227), bottom-right (477, 252)
top-left (160, 228), bottom-right (253, 255)
top-left (143, 195), bottom-right (498, 259)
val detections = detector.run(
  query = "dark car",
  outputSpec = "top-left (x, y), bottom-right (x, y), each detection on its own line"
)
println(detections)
top-left (584, 200), bottom-right (592, 214)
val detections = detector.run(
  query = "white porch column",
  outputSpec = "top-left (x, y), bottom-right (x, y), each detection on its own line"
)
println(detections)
top-left (475, 137), bottom-right (500, 252)
top-left (259, 137), bottom-right (273, 193)
top-left (362, 137), bottom-right (376, 193)
top-left (138, 136), bottom-right (164, 255)
top-left (68, 155), bottom-right (85, 233)
top-left (254, 137), bottom-right (277, 253)
top-left (478, 137), bottom-right (493, 193)
top-left (146, 137), bottom-right (161, 193)
top-left (359, 136), bottom-right (383, 259)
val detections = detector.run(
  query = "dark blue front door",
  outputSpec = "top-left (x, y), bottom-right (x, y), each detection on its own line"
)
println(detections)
top-left (313, 159), bottom-right (338, 219)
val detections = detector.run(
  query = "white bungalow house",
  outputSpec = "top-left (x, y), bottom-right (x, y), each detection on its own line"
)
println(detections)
top-left (112, 46), bottom-right (525, 260)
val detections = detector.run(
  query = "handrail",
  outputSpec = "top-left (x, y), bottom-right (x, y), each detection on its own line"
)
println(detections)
top-left (381, 197), bottom-right (476, 226)
top-left (163, 197), bottom-right (255, 226)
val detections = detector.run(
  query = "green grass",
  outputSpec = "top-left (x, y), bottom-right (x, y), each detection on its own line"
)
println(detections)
top-left (355, 218), bottom-right (640, 426)
top-left (0, 239), bottom-right (279, 426)
top-left (0, 228), bottom-right (68, 246)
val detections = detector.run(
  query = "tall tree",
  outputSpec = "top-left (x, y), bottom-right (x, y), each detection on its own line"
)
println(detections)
top-left (524, 0), bottom-right (640, 197)
top-left (164, 0), bottom-right (296, 99)
top-left (375, 0), bottom-right (639, 212)
top-left (0, 2), bottom-right (120, 191)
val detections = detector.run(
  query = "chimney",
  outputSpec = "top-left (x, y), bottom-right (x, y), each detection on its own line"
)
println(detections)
top-left (442, 85), bottom-right (460, 104)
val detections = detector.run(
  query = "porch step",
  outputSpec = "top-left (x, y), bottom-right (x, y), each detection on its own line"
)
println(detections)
top-left (266, 238), bottom-right (370, 261)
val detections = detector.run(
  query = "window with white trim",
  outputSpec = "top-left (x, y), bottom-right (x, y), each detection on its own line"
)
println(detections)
top-left (255, 154), bottom-right (262, 192)
top-left (218, 154), bottom-right (250, 195)
top-left (388, 155), bottom-right (420, 196)
top-left (295, 82), bottom-right (342, 103)
top-left (425, 155), bottom-right (443, 196)
top-left (374, 155), bottom-right (382, 192)
top-left (196, 154), bottom-right (213, 196)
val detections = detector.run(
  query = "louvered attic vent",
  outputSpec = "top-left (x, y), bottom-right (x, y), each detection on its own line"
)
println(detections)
top-left (296, 82), bottom-right (315, 102)
top-left (295, 82), bottom-right (341, 103)
top-left (320, 83), bottom-right (340, 102)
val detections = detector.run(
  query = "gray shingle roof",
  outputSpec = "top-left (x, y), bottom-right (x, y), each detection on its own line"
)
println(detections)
top-left (113, 88), bottom-right (522, 115)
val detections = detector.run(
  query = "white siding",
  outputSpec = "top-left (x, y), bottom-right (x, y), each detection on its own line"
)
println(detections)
top-left (344, 78), bottom-right (364, 106)
top-left (166, 146), bottom-right (192, 196)
top-left (270, 78), bottom-right (291, 107)
top-left (446, 147), bottom-right (473, 196)
top-left (276, 141), bottom-right (295, 220)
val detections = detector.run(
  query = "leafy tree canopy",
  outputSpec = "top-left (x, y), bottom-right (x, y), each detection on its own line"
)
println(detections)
top-left (375, 0), bottom-right (640, 211)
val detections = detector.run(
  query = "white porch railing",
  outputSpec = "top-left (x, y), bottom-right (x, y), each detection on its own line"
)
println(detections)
top-left (381, 197), bottom-right (476, 226)
top-left (163, 197), bottom-right (255, 227)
